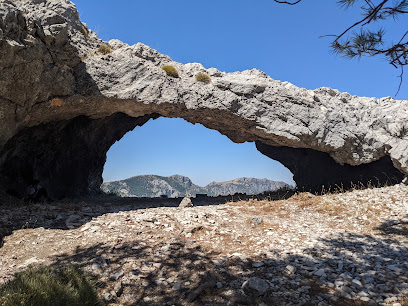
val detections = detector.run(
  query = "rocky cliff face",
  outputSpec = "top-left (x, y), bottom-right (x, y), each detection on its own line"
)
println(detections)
top-left (0, 0), bottom-right (407, 199)
top-left (102, 175), bottom-right (205, 198)
top-left (102, 175), bottom-right (290, 198)
top-left (205, 178), bottom-right (289, 197)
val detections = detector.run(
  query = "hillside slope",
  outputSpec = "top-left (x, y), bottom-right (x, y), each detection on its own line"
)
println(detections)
top-left (101, 175), bottom-right (290, 197)
top-left (205, 177), bottom-right (289, 196)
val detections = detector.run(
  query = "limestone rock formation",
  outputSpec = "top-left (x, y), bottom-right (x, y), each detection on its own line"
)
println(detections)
top-left (102, 175), bottom-right (206, 198)
top-left (0, 0), bottom-right (407, 198)
top-left (204, 177), bottom-right (290, 197)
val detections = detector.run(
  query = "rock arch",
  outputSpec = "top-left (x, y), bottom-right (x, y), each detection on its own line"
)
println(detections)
top-left (0, 0), bottom-right (407, 199)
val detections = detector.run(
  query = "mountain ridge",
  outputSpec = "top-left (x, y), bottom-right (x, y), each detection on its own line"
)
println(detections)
top-left (101, 175), bottom-right (291, 198)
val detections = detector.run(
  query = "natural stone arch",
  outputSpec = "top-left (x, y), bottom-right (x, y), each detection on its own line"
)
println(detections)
top-left (1, 111), bottom-right (403, 200)
top-left (0, 0), bottom-right (407, 199)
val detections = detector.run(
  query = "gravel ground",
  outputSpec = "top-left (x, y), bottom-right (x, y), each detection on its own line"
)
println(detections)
top-left (0, 184), bottom-right (407, 305)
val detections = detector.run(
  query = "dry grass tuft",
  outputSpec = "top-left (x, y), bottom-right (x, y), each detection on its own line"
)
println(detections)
top-left (80, 25), bottom-right (88, 38)
top-left (315, 203), bottom-right (345, 217)
top-left (230, 199), bottom-right (289, 220)
top-left (97, 44), bottom-right (112, 55)
top-left (162, 65), bottom-right (179, 78)
top-left (291, 192), bottom-right (322, 209)
top-left (195, 72), bottom-right (211, 84)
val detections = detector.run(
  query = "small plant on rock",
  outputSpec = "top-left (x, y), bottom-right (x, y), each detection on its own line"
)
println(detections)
top-left (162, 65), bottom-right (179, 78)
top-left (398, 125), bottom-right (408, 138)
top-left (97, 44), bottom-right (112, 55)
top-left (195, 72), bottom-right (211, 84)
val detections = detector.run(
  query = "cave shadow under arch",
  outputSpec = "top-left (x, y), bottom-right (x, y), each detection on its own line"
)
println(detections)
top-left (0, 112), bottom-right (404, 201)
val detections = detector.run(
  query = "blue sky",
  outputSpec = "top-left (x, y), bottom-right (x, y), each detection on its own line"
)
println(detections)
top-left (74, 0), bottom-right (407, 186)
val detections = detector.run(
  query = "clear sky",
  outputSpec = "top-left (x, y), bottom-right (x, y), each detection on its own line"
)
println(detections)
top-left (74, 0), bottom-right (407, 187)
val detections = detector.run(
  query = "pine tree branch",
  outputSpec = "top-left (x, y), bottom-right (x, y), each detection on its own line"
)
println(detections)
top-left (396, 65), bottom-right (404, 95)
top-left (273, 0), bottom-right (408, 95)
top-left (365, 0), bottom-right (375, 9)
top-left (273, 0), bottom-right (302, 5)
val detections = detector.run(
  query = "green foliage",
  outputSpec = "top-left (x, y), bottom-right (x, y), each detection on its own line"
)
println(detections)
top-left (0, 265), bottom-right (100, 306)
top-left (274, 0), bottom-right (408, 95)
top-left (195, 72), bottom-right (211, 84)
top-left (331, 28), bottom-right (386, 58)
top-left (106, 188), bottom-right (121, 196)
top-left (162, 65), bottom-right (179, 78)
top-left (104, 177), bottom-right (155, 197)
top-left (331, 0), bottom-right (408, 94)
top-left (97, 44), bottom-right (112, 55)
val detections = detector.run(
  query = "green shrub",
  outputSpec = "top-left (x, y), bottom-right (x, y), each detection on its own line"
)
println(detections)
top-left (97, 44), bottom-right (112, 55)
top-left (162, 65), bottom-right (179, 78)
top-left (398, 125), bottom-right (408, 138)
top-left (106, 188), bottom-right (121, 197)
top-left (195, 72), bottom-right (211, 84)
top-left (0, 265), bottom-right (101, 306)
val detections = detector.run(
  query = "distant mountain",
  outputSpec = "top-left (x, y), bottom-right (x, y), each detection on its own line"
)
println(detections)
top-left (205, 177), bottom-right (290, 196)
top-left (101, 175), bottom-right (291, 198)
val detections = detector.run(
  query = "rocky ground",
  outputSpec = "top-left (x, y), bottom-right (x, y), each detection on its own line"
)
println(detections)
top-left (0, 185), bottom-right (408, 305)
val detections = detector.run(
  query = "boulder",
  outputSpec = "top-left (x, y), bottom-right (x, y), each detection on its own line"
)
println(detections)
top-left (242, 277), bottom-right (269, 296)
top-left (179, 197), bottom-right (193, 208)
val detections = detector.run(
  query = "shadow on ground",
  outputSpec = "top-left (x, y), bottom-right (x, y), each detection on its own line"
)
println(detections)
top-left (45, 230), bottom-right (408, 305)
top-left (376, 215), bottom-right (408, 237)
top-left (1, 186), bottom-right (408, 304)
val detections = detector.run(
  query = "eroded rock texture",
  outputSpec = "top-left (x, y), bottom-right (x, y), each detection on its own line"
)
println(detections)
top-left (0, 0), bottom-right (407, 198)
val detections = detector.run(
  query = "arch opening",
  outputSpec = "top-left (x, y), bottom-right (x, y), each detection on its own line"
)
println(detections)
top-left (0, 112), bottom-right (404, 201)
top-left (101, 117), bottom-right (295, 198)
